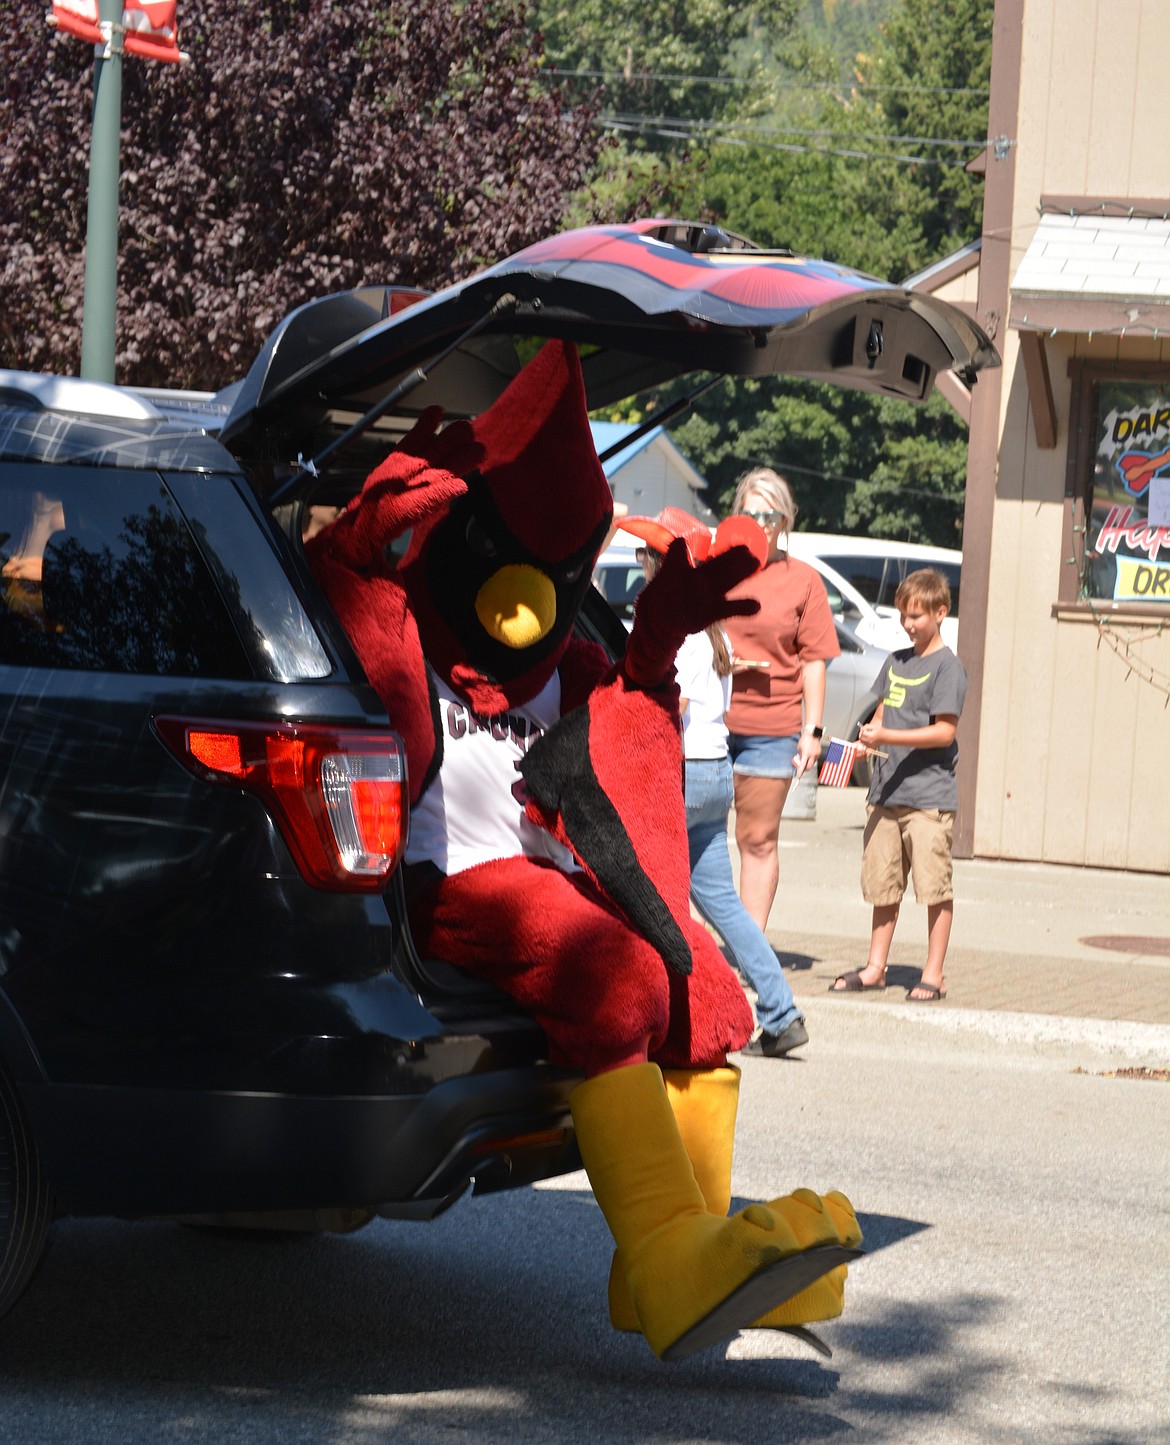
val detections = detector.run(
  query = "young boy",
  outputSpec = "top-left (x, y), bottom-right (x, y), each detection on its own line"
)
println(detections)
top-left (830, 568), bottom-right (967, 1001)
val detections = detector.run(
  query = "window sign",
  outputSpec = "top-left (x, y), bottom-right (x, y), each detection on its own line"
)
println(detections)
top-left (1088, 381), bottom-right (1170, 603)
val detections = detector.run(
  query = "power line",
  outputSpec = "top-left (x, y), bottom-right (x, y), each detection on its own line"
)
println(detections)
top-left (758, 458), bottom-right (965, 506)
top-left (599, 117), bottom-right (981, 169)
top-left (547, 67), bottom-right (988, 96)
top-left (603, 112), bottom-right (987, 151)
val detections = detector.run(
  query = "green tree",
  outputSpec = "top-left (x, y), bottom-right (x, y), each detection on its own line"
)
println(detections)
top-left (871, 0), bottom-right (993, 256)
top-left (619, 0), bottom-right (993, 546)
top-left (673, 379), bottom-right (967, 543)
top-left (537, 0), bottom-right (806, 229)
top-left (535, 0), bottom-right (801, 126)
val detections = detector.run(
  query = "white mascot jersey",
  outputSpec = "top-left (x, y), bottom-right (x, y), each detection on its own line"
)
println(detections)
top-left (404, 670), bottom-right (578, 876)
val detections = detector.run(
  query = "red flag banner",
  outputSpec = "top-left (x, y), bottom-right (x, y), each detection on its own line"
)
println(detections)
top-left (51, 1), bottom-right (184, 63)
top-left (122, 1), bottom-right (183, 63)
top-left (50, 1), bottom-right (104, 47)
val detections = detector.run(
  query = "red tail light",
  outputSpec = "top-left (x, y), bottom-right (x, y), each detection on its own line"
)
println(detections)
top-left (154, 716), bottom-right (408, 892)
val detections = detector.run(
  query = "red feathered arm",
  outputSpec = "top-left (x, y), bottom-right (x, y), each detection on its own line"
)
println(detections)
top-left (308, 409), bottom-right (473, 570)
top-left (623, 537), bottom-right (761, 688)
top-left (305, 412), bottom-right (479, 803)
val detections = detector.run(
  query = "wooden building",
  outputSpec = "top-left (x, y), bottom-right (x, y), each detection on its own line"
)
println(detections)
top-left (950, 0), bottom-right (1170, 873)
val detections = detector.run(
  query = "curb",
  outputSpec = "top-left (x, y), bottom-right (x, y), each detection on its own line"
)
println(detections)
top-left (797, 994), bottom-right (1170, 1071)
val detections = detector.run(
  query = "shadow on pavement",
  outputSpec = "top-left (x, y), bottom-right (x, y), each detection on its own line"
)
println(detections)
top-left (0, 1190), bottom-right (1153, 1445)
top-left (775, 949), bottom-right (816, 972)
top-left (853, 1212), bottom-right (930, 1253)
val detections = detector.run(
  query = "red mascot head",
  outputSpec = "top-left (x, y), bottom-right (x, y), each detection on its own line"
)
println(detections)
top-left (401, 338), bottom-right (614, 712)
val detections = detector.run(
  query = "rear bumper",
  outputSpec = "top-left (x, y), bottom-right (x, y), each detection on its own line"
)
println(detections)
top-left (21, 1063), bottom-right (583, 1217)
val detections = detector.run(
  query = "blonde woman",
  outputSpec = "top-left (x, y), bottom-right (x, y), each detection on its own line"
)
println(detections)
top-left (723, 470), bottom-right (839, 993)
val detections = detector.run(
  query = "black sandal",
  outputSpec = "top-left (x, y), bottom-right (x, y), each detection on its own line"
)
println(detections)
top-left (830, 969), bottom-right (886, 992)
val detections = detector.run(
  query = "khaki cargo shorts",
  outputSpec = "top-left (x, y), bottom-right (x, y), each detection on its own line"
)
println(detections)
top-left (861, 804), bottom-right (955, 906)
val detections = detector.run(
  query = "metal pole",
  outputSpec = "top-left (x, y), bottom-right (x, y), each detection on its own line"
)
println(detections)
top-left (79, 0), bottom-right (124, 382)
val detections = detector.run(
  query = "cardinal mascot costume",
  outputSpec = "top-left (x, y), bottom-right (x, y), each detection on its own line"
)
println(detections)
top-left (306, 339), bottom-right (861, 1361)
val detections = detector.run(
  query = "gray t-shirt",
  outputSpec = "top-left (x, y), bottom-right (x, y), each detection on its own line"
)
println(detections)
top-left (867, 645), bottom-right (968, 811)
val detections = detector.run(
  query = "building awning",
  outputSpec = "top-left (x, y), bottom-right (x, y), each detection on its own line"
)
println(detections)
top-left (1010, 202), bottom-right (1170, 336)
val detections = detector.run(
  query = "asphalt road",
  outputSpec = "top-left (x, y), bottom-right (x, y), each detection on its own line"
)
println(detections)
top-left (0, 1001), bottom-right (1166, 1444)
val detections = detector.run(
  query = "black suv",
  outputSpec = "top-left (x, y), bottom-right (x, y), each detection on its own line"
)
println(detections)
top-left (0, 220), bottom-right (996, 1320)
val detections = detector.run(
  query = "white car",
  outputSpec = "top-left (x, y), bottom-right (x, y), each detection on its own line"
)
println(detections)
top-left (787, 533), bottom-right (962, 651)
top-left (591, 528), bottom-right (648, 630)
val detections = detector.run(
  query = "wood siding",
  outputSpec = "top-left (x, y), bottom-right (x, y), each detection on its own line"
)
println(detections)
top-left (971, 0), bottom-right (1170, 871)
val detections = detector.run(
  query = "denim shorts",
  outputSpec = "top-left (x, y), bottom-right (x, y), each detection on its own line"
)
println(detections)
top-left (727, 731), bottom-right (800, 780)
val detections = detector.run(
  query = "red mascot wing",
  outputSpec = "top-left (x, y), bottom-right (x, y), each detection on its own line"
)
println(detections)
top-left (521, 665), bottom-right (753, 1053)
top-left (523, 534), bottom-right (763, 974)
top-left (522, 669), bottom-right (690, 972)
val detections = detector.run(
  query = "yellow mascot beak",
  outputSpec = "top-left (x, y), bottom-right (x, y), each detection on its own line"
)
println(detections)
top-left (475, 564), bottom-right (558, 649)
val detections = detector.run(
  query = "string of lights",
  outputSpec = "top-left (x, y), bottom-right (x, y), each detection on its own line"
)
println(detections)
top-left (1086, 601), bottom-right (1170, 703)
top-left (1040, 199), bottom-right (1170, 223)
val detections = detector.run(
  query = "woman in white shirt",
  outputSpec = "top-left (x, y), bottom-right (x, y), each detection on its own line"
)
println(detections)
top-left (627, 510), bottom-right (808, 1058)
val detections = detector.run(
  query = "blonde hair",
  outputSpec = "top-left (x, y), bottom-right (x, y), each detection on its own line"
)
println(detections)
top-left (640, 549), bottom-right (731, 676)
top-left (731, 467), bottom-right (798, 535)
top-left (895, 567), bottom-right (951, 615)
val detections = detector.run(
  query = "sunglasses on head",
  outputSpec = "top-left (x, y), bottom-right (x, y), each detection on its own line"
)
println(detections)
top-left (739, 508), bottom-right (782, 526)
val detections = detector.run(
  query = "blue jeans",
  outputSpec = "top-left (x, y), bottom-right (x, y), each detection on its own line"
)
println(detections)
top-left (685, 756), bottom-right (802, 1037)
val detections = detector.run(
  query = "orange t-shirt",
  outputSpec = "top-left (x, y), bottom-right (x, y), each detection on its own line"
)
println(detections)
top-left (724, 554), bottom-right (839, 737)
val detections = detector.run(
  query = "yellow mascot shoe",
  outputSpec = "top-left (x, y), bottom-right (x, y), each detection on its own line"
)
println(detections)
top-left (608, 1242), bottom-right (853, 1338)
top-left (605, 1073), bottom-right (862, 1343)
top-left (821, 1190), bottom-right (863, 1250)
top-left (749, 1190), bottom-right (862, 1333)
top-left (608, 1066), bottom-right (739, 1333)
top-left (572, 1063), bottom-right (855, 1361)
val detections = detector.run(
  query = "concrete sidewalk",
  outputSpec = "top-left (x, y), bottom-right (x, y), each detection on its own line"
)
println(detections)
top-left (729, 784), bottom-right (1170, 1038)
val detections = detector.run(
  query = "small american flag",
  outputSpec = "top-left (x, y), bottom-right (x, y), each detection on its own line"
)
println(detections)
top-left (818, 737), bottom-right (863, 788)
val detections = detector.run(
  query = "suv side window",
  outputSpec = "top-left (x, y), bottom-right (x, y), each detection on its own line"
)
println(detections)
top-left (821, 554), bottom-right (893, 609)
top-left (821, 554), bottom-right (961, 619)
top-left (0, 465), bottom-right (251, 677)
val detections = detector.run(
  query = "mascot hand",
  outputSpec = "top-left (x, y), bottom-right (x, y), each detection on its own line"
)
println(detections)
top-left (624, 537), bottom-right (761, 689)
top-left (308, 408), bottom-right (476, 570)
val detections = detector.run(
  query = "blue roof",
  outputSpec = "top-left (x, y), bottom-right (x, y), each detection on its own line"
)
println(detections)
top-left (589, 422), bottom-right (661, 479)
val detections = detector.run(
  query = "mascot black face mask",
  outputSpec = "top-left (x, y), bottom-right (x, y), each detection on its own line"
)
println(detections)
top-left (417, 469), bottom-right (608, 686)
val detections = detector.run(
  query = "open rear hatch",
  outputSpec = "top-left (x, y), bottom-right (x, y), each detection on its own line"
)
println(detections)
top-left (219, 219), bottom-right (998, 496)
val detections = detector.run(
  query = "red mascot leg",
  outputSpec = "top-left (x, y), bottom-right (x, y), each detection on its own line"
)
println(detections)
top-left (407, 855), bottom-right (697, 1075)
top-left (653, 919), bottom-right (755, 1070)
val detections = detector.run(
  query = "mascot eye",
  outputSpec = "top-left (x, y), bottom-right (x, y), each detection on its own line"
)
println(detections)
top-left (464, 516), bottom-right (498, 559)
top-left (562, 564), bottom-right (583, 584)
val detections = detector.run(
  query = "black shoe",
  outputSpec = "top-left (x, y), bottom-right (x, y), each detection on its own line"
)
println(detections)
top-left (741, 1018), bottom-right (809, 1057)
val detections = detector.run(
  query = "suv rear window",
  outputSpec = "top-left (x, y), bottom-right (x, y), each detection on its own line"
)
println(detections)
top-left (0, 466), bottom-right (251, 676)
